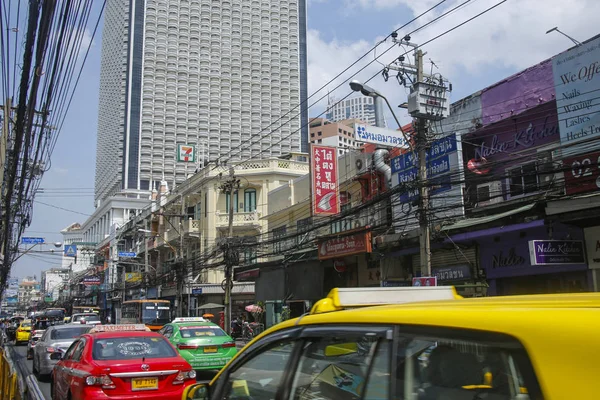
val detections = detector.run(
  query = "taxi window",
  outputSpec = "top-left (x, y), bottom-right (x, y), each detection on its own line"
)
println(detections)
top-left (180, 325), bottom-right (227, 338)
top-left (92, 336), bottom-right (177, 360)
top-left (21, 322), bottom-right (31, 328)
top-left (71, 340), bottom-right (86, 362)
top-left (290, 330), bottom-right (392, 400)
top-left (222, 341), bottom-right (296, 399)
top-left (394, 331), bottom-right (540, 400)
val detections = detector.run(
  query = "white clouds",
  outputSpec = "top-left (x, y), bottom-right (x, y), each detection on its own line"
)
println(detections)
top-left (307, 0), bottom-right (600, 124)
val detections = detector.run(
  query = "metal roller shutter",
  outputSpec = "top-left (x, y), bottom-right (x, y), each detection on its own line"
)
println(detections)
top-left (412, 247), bottom-right (477, 269)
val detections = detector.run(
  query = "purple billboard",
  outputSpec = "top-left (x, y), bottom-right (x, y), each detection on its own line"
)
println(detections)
top-left (463, 101), bottom-right (560, 171)
top-left (528, 240), bottom-right (586, 265)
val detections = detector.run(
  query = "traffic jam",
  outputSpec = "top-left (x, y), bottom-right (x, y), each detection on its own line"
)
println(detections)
top-left (4, 287), bottom-right (599, 399)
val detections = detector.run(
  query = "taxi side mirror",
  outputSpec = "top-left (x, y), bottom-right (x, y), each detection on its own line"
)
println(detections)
top-left (50, 352), bottom-right (63, 360)
top-left (182, 383), bottom-right (209, 400)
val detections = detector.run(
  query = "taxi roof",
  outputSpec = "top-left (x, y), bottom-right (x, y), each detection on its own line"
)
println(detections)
top-left (235, 291), bottom-right (600, 399)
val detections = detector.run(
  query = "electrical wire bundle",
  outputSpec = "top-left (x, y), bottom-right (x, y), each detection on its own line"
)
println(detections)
top-left (0, 0), bottom-right (106, 296)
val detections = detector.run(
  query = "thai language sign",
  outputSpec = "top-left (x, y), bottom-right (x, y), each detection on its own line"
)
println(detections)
top-left (432, 265), bottom-right (471, 282)
top-left (318, 231), bottom-right (372, 260)
top-left (391, 133), bottom-right (458, 202)
top-left (528, 240), bottom-right (586, 265)
top-left (552, 36), bottom-right (600, 146)
top-left (355, 124), bottom-right (410, 148)
top-left (311, 145), bottom-right (340, 216)
top-left (83, 276), bottom-right (102, 286)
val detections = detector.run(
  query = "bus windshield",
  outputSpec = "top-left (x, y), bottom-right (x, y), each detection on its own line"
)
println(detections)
top-left (141, 305), bottom-right (170, 325)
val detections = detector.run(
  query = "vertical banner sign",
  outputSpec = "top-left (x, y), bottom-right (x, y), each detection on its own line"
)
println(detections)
top-left (552, 36), bottom-right (600, 147)
top-left (177, 144), bottom-right (196, 162)
top-left (311, 145), bottom-right (340, 215)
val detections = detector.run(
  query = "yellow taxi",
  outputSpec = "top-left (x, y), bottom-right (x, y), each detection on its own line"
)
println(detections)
top-left (182, 286), bottom-right (600, 400)
top-left (15, 318), bottom-right (32, 345)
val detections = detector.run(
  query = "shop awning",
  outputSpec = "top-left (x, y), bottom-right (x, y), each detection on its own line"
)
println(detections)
top-left (440, 203), bottom-right (536, 231)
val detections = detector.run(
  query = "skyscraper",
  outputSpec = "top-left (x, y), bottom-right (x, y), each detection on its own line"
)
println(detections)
top-left (325, 95), bottom-right (382, 127)
top-left (95, 0), bottom-right (308, 203)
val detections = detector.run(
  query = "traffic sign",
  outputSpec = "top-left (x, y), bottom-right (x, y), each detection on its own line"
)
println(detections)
top-left (21, 237), bottom-right (45, 244)
top-left (118, 251), bottom-right (137, 258)
top-left (64, 244), bottom-right (77, 257)
top-left (192, 288), bottom-right (203, 295)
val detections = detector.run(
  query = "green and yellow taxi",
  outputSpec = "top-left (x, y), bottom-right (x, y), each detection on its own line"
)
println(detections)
top-left (15, 318), bottom-right (32, 345)
top-left (182, 286), bottom-right (600, 400)
top-left (159, 317), bottom-right (237, 371)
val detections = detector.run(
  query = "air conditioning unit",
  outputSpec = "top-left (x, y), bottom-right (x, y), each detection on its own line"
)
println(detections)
top-left (537, 152), bottom-right (555, 187)
top-left (355, 153), bottom-right (372, 175)
top-left (476, 181), bottom-right (503, 206)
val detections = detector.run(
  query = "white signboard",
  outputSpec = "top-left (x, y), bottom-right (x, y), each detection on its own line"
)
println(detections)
top-left (552, 36), bottom-right (600, 147)
top-left (585, 226), bottom-right (600, 269)
top-left (355, 124), bottom-right (410, 148)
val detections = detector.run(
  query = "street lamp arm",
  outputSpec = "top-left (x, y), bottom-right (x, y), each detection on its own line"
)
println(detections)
top-left (378, 94), bottom-right (414, 152)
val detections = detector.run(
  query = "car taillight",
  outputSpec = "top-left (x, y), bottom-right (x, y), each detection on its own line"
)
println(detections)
top-left (177, 344), bottom-right (199, 350)
top-left (173, 370), bottom-right (196, 384)
top-left (46, 347), bottom-right (57, 353)
top-left (221, 342), bottom-right (235, 348)
top-left (85, 375), bottom-right (115, 389)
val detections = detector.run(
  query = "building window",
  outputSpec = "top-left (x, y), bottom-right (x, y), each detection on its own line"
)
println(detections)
top-left (273, 225), bottom-right (287, 253)
top-left (244, 188), bottom-right (257, 212)
top-left (310, 132), bottom-right (315, 137)
top-left (338, 128), bottom-right (342, 133)
top-left (225, 191), bottom-right (239, 212)
top-left (295, 217), bottom-right (312, 245)
top-left (317, 131), bottom-right (322, 136)
top-left (507, 162), bottom-right (539, 198)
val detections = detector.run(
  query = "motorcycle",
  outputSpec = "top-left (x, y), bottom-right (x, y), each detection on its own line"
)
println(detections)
top-left (230, 319), bottom-right (242, 339)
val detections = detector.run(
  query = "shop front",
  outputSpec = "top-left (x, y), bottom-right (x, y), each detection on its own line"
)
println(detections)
top-left (319, 230), bottom-right (372, 292)
top-left (584, 226), bottom-right (600, 291)
top-left (479, 222), bottom-right (589, 295)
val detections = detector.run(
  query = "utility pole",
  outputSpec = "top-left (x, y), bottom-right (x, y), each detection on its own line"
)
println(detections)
top-left (385, 36), bottom-right (450, 278)
top-left (177, 195), bottom-right (185, 316)
top-left (414, 49), bottom-right (432, 277)
top-left (144, 219), bottom-right (149, 299)
top-left (221, 167), bottom-right (240, 334)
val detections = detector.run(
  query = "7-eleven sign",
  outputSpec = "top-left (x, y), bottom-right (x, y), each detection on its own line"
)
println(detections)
top-left (177, 144), bottom-right (196, 162)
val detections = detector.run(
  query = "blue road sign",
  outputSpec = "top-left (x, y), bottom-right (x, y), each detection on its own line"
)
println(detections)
top-left (118, 251), bottom-right (137, 258)
top-left (64, 244), bottom-right (77, 257)
top-left (22, 237), bottom-right (45, 244)
top-left (192, 288), bottom-right (203, 295)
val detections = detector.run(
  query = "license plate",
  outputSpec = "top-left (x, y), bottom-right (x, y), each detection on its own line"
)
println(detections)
top-left (203, 346), bottom-right (218, 353)
top-left (131, 377), bottom-right (158, 390)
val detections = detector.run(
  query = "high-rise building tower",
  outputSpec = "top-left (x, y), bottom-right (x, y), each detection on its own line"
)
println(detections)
top-left (325, 95), bottom-right (382, 127)
top-left (94, 0), bottom-right (308, 204)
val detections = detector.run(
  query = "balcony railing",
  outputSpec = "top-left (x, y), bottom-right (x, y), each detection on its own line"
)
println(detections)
top-left (216, 211), bottom-right (261, 229)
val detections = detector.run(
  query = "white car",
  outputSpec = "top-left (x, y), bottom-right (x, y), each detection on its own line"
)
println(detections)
top-left (69, 313), bottom-right (101, 325)
top-left (27, 330), bottom-right (45, 360)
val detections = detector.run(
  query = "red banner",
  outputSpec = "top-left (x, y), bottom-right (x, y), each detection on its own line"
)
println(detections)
top-left (311, 145), bottom-right (340, 215)
top-left (564, 151), bottom-right (600, 195)
top-left (318, 232), bottom-right (372, 260)
top-left (412, 277), bottom-right (437, 287)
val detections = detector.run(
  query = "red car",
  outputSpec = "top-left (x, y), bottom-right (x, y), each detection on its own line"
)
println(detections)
top-left (51, 324), bottom-right (197, 400)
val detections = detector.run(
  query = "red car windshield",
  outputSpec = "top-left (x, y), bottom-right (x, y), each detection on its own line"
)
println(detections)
top-left (92, 336), bottom-right (177, 361)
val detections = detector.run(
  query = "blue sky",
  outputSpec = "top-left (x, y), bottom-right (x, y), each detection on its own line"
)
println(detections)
top-left (13, 0), bottom-right (600, 279)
